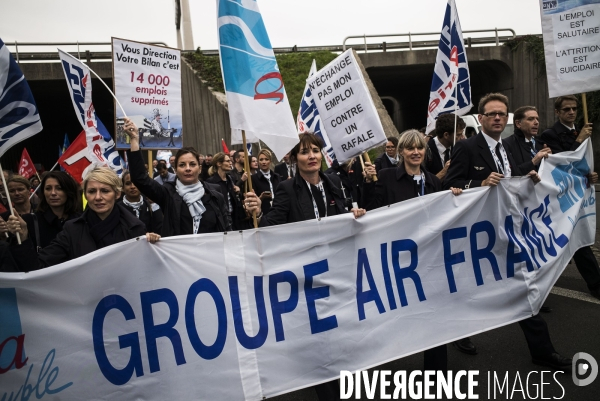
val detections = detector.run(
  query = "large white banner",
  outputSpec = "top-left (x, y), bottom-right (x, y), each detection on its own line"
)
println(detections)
top-left (112, 37), bottom-right (182, 149)
top-left (307, 50), bottom-right (387, 163)
top-left (539, 0), bottom-right (600, 97)
top-left (0, 141), bottom-right (595, 400)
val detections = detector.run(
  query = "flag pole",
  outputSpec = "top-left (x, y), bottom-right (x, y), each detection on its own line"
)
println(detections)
top-left (0, 165), bottom-right (21, 244)
top-left (362, 152), bottom-right (378, 182)
top-left (582, 93), bottom-right (589, 125)
top-left (242, 130), bottom-right (257, 228)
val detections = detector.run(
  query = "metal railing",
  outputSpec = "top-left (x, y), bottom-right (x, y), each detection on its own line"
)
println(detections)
top-left (342, 28), bottom-right (517, 52)
top-left (4, 41), bottom-right (169, 63)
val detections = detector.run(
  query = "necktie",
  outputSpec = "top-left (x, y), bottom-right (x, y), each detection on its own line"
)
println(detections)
top-left (443, 148), bottom-right (450, 164)
top-left (494, 144), bottom-right (505, 174)
top-left (288, 164), bottom-right (294, 178)
top-left (570, 129), bottom-right (578, 136)
top-left (310, 184), bottom-right (326, 218)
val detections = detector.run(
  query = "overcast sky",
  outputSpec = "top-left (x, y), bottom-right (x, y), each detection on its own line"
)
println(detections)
top-left (3, 0), bottom-right (543, 51)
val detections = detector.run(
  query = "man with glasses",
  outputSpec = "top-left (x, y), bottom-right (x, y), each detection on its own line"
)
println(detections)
top-left (537, 95), bottom-right (600, 300)
top-left (374, 136), bottom-right (399, 173)
top-left (444, 93), bottom-right (571, 370)
top-left (537, 95), bottom-right (593, 154)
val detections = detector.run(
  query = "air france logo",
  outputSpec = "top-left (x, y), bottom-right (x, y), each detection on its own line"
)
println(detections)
top-left (0, 288), bottom-right (73, 399)
top-left (60, 60), bottom-right (87, 123)
top-left (551, 158), bottom-right (591, 213)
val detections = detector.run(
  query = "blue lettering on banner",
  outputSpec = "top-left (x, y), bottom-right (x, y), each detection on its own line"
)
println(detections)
top-left (229, 276), bottom-right (269, 349)
top-left (470, 221), bottom-right (502, 286)
top-left (356, 248), bottom-right (385, 321)
top-left (505, 215), bottom-right (534, 278)
top-left (185, 278), bottom-right (227, 360)
top-left (391, 240), bottom-right (426, 306)
top-left (551, 158), bottom-right (590, 212)
top-left (304, 260), bottom-right (339, 334)
top-left (380, 243), bottom-right (398, 310)
top-left (141, 288), bottom-right (187, 372)
top-left (269, 271), bottom-right (299, 342)
top-left (92, 295), bottom-right (144, 385)
top-left (443, 227), bottom-right (467, 293)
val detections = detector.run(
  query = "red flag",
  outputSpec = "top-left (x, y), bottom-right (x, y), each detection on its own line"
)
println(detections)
top-left (221, 138), bottom-right (229, 154)
top-left (17, 148), bottom-right (37, 179)
top-left (58, 131), bottom-right (92, 183)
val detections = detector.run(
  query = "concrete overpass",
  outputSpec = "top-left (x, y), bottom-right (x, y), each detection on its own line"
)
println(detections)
top-left (4, 36), bottom-right (593, 171)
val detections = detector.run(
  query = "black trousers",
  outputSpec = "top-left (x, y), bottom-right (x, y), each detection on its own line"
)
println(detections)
top-left (424, 345), bottom-right (448, 371)
top-left (314, 379), bottom-right (340, 401)
top-left (518, 314), bottom-right (555, 358)
top-left (573, 246), bottom-right (600, 290)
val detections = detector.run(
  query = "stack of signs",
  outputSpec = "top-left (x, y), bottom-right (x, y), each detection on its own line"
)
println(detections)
top-left (539, 0), bottom-right (600, 97)
top-left (112, 38), bottom-right (183, 149)
top-left (306, 49), bottom-right (387, 163)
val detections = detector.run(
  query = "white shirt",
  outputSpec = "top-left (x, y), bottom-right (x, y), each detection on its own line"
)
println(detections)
top-left (561, 122), bottom-right (576, 131)
top-left (481, 132), bottom-right (512, 178)
top-left (434, 136), bottom-right (449, 163)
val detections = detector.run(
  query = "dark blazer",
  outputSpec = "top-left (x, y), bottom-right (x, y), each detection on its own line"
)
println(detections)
top-left (129, 150), bottom-right (231, 237)
top-left (11, 203), bottom-right (147, 272)
top-left (425, 137), bottom-right (447, 175)
top-left (205, 173), bottom-right (246, 230)
top-left (274, 162), bottom-right (293, 180)
top-left (22, 209), bottom-right (80, 250)
top-left (502, 128), bottom-right (537, 173)
top-left (443, 132), bottom-right (523, 190)
top-left (251, 170), bottom-right (282, 215)
top-left (118, 198), bottom-right (164, 234)
top-left (537, 120), bottom-right (581, 154)
top-left (374, 153), bottom-right (397, 172)
top-left (362, 164), bottom-right (442, 210)
top-left (260, 172), bottom-right (346, 226)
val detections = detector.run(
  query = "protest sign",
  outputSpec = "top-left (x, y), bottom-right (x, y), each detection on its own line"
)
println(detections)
top-left (539, 0), bottom-right (600, 97)
top-left (307, 49), bottom-right (386, 163)
top-left (0, 141), bottom-right (595, 400)
top-left (112, 38), bottom-right (182, 149)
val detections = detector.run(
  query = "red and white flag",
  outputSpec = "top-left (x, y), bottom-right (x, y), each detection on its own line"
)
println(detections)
top-left (17, 148), bottom-right (36, 179)
top-left (57, 131), bottom-right (92, 183)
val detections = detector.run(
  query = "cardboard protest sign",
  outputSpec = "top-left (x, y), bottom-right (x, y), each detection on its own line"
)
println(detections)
top-left (112, 38), bottom-right (182, 149)
top-left (306, 50), bottom-right (386, 163)
top-left (539, 0), bottom-right (600, 97)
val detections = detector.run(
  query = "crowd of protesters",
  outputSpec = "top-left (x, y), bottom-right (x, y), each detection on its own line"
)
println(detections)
top-left (0, 92), bottom-right (598, 400)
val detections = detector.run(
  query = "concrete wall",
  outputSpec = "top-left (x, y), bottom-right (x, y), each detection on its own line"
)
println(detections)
top-left (180, 59), bottom-right (233, 155)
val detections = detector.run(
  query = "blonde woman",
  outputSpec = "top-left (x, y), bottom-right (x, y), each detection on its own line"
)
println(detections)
top-left (8, 167), bottom-right (157, 271)
top-left (250, 149), bottom-right (281, 215)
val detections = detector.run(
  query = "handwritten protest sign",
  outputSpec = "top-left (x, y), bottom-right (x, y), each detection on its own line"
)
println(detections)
top-left (306, 50), bottom-right (386, 162)
top-left (539, 0), bottom-right (600, 97)
top-left (112, 38), bottom-right (182, 149)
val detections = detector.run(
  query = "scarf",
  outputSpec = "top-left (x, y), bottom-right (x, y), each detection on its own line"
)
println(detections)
top-left (123, 196), bottom-right (144, 218)
top-left (386, 154), bottom-right (399, 165)
top-left (86, 206), bottom-right (122, 249)
top-left (176, 180), bottom-right (206, 234)
top-left (261, 170), bottom-right (274, 197)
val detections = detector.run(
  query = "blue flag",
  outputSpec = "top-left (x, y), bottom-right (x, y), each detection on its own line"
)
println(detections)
top-left (217, 0), bottom-right (298, 160)
top-left (0, 38), bottom-right (43, 157)
top-left (62, 133), bottom-right (70, 152)
top-left (425, 0), bottom-right (472, 134)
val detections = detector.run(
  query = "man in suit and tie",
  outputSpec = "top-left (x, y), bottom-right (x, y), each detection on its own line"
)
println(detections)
top-left (426, 113), bottom-right (466, 181)
top-left (443, 93), bottom-right (571, 370)
top-left (503, 106), bottom-right (552, 173)
top-left (537, 96), bottom-right (600, 300)
top-left (274, 152), bottom-right (296, 180)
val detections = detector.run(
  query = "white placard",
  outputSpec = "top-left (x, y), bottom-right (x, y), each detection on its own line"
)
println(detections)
top-left (539, 0), bottom-right (600, 97)
top-left (306, 50), bottom-right (386, 162)
top-left (112, 37), bottom-right (182, 149)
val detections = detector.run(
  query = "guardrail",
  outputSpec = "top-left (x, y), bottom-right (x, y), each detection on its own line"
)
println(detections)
top-left (4, 41), bottom-right (169, 63)
top-left (5, 29), bottom-right (519, 62)
top-left (342, 28), bottom-right (517, 52)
